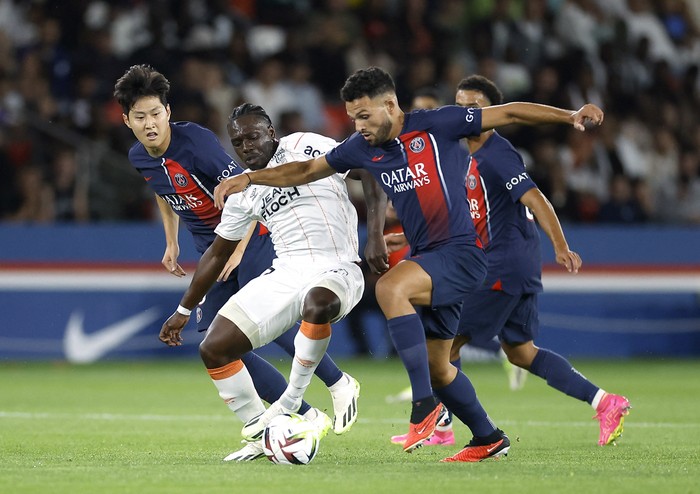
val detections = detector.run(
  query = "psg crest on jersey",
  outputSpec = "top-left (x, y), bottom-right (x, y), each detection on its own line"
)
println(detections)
top-left (409, 137), bottom-right (425, 153)
top-left (174, 173), bottom-right (188, 187)
top-left (467, 174), bottom-right (477, 190)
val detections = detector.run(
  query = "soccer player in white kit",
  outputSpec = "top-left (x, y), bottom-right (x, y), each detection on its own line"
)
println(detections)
top-left (160, 103), bottom-right (388, 459)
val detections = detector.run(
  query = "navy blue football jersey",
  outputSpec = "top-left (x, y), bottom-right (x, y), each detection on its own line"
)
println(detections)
top-left (128, 122), bottom-right (241, 253)
top-left (466, 131), bottom-right (542, 294)
top-left (326, 106), bottom-right (483, 255)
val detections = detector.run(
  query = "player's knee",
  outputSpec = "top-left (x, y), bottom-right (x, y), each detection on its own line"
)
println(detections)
top-left (199, 338), bottom-right (222, 367)
top-left (503, 342), bottom-right (536, 369)
top-left (301, 287), bottom-right (340, 323)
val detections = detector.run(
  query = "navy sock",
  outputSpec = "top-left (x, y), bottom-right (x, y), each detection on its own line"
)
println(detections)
top-left (387, 314), bottom-right (432, 401)
top-left (273, 324), bottom-right (343, 387)
top-left (529, 348), bottom-right (599, 404)
top-left (434, 370), bottom-right (496, 438)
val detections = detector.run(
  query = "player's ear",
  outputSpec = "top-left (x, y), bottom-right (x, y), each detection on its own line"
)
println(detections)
top-left (268, 125), bottom-right (276, 139)
top-left (165, 104), bottom-right (171, 120)
top-left (385, 95), bottom-right (398, 114)
top-left (122, 113), bottom-right (131, 128)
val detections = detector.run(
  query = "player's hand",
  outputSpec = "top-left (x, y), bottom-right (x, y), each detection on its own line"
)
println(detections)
top-left (364, 235), bottom-right (389, 274)
top-left (159, 312), bottom-right (189, 346)
top-left (162, 247), bottom-right (186, 277)
top-left (218, 252), bottom-right (241, 282)
top-left (384, 233), bottom-right (408, 253)
top-left (214, 174), bottom-right (251, 209)
top-left (571, 104), bottom-right (604, 131)
top-left (555, 250), bottom-right (582, 274)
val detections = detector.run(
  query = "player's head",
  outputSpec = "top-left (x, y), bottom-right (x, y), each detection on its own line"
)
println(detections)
top-left (340, 67), bottom-right (401, 147)
top-left (455, 75), bottom-right (503, 109)
top-left (227, 103), bottom-right (277, 171)
top-left (411, 87), bottom-right (442, 110)
top-left (114, 64), bottom-right (172, 156)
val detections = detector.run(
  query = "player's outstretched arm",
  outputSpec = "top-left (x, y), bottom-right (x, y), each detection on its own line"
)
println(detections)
top-left (159, 235), bottom-right (239, 346)
top-left (519, 188), bottom-right (582, 274)
top-left (155, 194), bottom-right (186, 277)
top-left (481, 102), bottom-right (604, 132)
top-left (213, 156), bottom-right (336, 209)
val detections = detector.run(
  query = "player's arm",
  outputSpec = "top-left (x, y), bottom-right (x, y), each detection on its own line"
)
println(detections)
top-left (159, 235), bottom-right (239, 347)
top-left (481, 102), bottom-right (604, 132)
top-left (354, 169), bottom-right (389, 274)
top-left (218, 221), bottom-right (257, 282)
top-left (214, 156), bottom-right (335, 209)
top-left (155, 194), bottom-right (187, 277)
top-left (519, 188), bottom-right (581, 274)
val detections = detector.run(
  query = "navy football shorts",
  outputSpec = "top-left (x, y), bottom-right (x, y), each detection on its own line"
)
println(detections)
top-left (457, 290), bottom-right (539, 345)
top-left (409, 242), bottom-right (487, 307)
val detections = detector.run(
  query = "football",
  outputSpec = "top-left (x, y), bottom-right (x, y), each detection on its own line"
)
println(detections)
top-left (262, 413), bottom-right (320, 465)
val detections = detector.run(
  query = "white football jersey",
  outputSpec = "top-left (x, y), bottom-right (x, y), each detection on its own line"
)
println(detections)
top-left (215, 132), bottom-right (360, 264)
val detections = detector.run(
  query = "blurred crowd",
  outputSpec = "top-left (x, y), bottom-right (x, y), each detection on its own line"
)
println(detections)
top-left (1, 0), bottom-right (700, 225)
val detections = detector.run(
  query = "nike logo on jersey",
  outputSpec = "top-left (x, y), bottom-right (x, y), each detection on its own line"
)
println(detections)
top-left (371, 154), bottom-right (385, 162)
top-left (63, 308), bottom-right (161, 363)
top-left (144, 176), bottom-right (153, 181)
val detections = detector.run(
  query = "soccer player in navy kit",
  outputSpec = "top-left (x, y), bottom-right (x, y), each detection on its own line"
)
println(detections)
top-left (449, 76), bottom-right (630, 447)
top-left (113, 65), bottom-right (375, 460)
top-left (213, 67), bottom-right (604, 461)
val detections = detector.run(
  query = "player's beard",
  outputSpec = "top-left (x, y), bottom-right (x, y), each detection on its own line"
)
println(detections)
top-left (368, 117), bottom-right (393, 147)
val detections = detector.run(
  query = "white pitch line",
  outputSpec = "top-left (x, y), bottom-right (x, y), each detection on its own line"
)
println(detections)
top-left (0, 411), bottom-right (697, 429)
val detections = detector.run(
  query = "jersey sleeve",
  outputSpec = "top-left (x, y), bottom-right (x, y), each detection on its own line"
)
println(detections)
top-left (214, 195), bottom-right (251, 241)
top-left (324, 133), bottom-right (363, 173)
top-left (190, 125), bottom-right (242, 181)
top-left (485, 142), bottom-right (537, 202)
top-left (414, 106), bottom-right (483, 141)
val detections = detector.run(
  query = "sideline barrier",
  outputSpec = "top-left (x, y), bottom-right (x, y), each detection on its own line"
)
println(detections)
top-left (1, 224), bottom-right (698, 361)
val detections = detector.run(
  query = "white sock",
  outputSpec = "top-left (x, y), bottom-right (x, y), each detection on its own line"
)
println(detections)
top-left (210, 364), bottom-right (266, 422)
top-left (591, 389), bottom-right (607, 410)
top-left (279, 324), bottom-right (330, 411)
top-left (328, 373), bottom-right (349, 392)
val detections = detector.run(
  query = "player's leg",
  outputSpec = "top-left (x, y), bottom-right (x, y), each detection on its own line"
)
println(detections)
top-left (424, 314), bottom-right (510, 462)
top-left (198, 314), bottom-right (265, 422)
top-left (500, 293), bottom-right (630, 445)
top-left (375, 260), bottom-right (441, 446)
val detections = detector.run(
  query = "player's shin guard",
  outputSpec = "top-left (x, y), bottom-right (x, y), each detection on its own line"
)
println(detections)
top-left (207, 360), bottom-right (266, 422)
top-left (386, 314), bottom-right (432, 401)
top-left (279, 321), bottom-right (331, 411)
top-left (434, 370), bottom-right (496, 438)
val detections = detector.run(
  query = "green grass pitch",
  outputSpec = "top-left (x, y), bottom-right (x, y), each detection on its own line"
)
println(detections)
top-left (1, 358), bottom-right (698, 494)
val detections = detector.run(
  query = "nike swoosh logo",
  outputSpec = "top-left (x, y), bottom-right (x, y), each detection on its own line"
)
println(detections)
top-left (144, 176), bottom-right (153, 181)
top-left (63, 308), bottom-right (162, 363)
top-left (486, 440), bottom-right (503, 453)
top-left (371, 154), bottom-right (385, 162)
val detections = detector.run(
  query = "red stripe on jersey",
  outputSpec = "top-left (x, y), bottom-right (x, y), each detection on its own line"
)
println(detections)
top-left (164, 159), bottom-right (221, 228)
top-left (466, 158), bottom-right (490, 247)
top-left (258, 223), bottom-right (269, 236)
top-left (399, 131), bottom-right (449, 242)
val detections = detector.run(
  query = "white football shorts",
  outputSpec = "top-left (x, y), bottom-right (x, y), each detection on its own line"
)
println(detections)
top-left (217, 259), bottom-right (365, 349)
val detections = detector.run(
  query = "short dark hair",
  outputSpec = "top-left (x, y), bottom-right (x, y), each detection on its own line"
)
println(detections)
top-left (340, 66), bottom-right (396, 102)
top-left (113, 64), bottom-right (170, 115)
top-left (229, 103), bottom-right (273, 127)
top-left (456, 75), bottom-right (503, 106)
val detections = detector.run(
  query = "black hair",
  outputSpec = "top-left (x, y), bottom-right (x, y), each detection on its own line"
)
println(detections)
top-left (456, 75), bottom-right (504, 106)
top-left (229, 103), bottom-right (273, 127)
top-left (113, 64), bottom-right (170, 115)
top-left (340, 66), bottom-right (396, 102)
